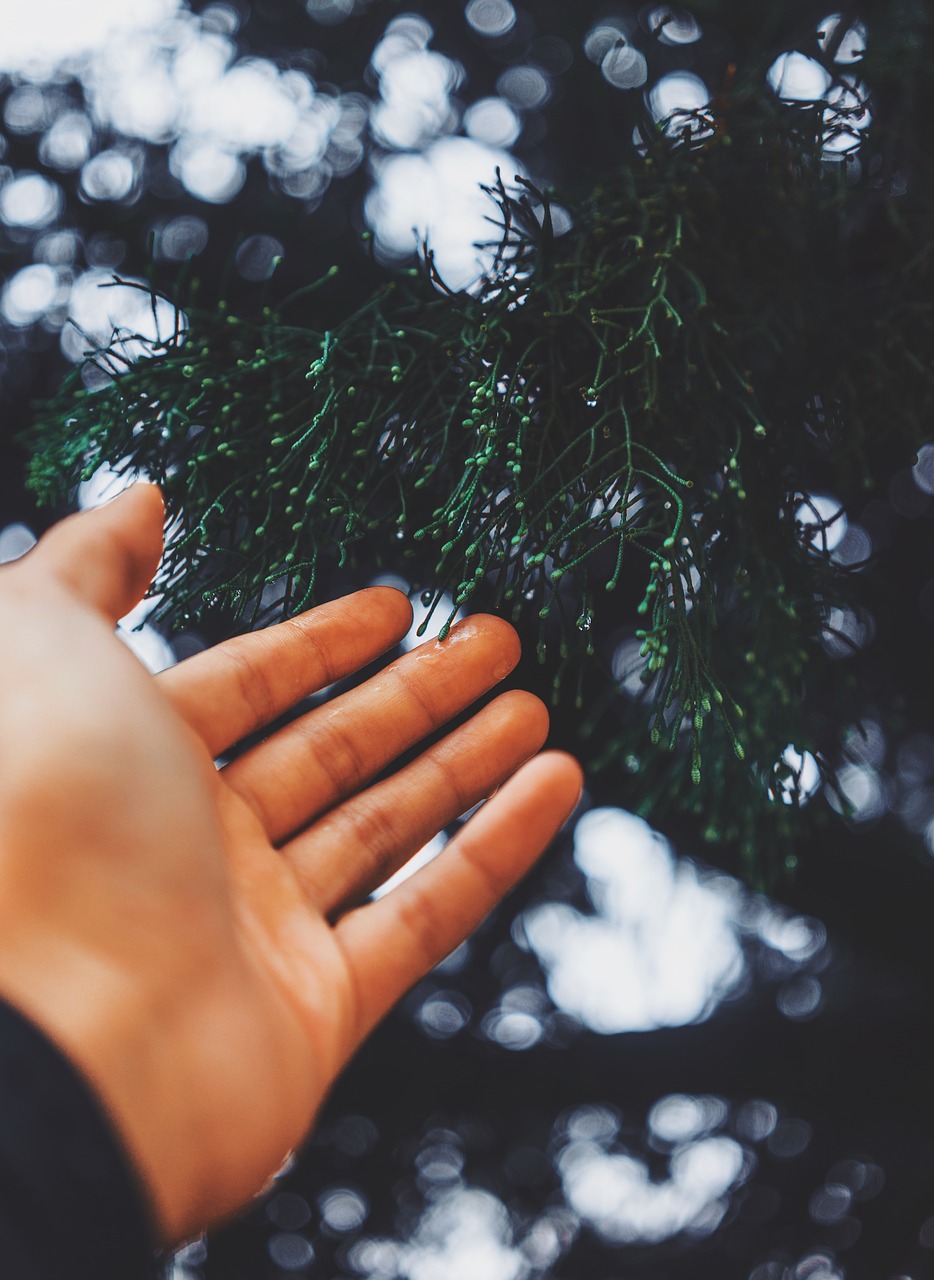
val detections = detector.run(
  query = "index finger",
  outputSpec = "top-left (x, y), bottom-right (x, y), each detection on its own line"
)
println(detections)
top-left (158, 587), bottom-right (413, 756)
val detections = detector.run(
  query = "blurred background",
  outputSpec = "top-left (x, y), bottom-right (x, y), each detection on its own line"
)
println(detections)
top-left (3, 2), bottom-right (934, 1277)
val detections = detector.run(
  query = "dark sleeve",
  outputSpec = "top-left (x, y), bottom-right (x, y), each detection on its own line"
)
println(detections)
top-left (0, 997), bottom-right (162, 1280)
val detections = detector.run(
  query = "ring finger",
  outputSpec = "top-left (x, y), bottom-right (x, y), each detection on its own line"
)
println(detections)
top-left (281, 689), bottom-right (549, 916)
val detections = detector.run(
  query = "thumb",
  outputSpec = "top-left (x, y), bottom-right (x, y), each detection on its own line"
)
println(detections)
top-left (20, 483), bottom-right (165, 622)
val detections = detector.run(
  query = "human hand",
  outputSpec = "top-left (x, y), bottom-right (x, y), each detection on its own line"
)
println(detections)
top-left (0, 484), bottom-right (581, 1245)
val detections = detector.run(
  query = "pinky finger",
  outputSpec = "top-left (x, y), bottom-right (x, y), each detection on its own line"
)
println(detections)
top-left (334, 750), bottom-right (583, 1049)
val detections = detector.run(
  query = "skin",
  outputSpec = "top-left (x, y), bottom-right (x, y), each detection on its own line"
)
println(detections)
top-left (0, 483), bottom-right (582, 1246)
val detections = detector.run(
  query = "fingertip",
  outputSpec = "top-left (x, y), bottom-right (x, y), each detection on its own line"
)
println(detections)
top-left (350, 585), bottom-right (413, 647)
top-left (494, 688), bottom-right (551, 747)
top-left (298, 584), bottom-right (413, 642)
top-left (541, 748), bottom-right (585, 781)
top-left (445, 613), bottom-right (521, 678)
top-left (542, 748), bottom-right (586, 797)
top-left (370, 584), bottom-right (415, 632)
top-left (516, 749), bottom-right (585, 814)
top-left (119, 480), bottom-right (165, 514)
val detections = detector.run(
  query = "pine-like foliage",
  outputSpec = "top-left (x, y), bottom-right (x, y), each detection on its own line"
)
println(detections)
top-left (24, 14), bottom-right (934, 879)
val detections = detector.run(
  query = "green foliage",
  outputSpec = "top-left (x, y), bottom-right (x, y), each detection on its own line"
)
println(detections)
top-left (24, 70), bottom-right (934, 880)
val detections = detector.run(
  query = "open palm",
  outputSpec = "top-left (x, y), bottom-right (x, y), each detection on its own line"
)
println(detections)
top-left (0, 484), bottom-right (581, 1245)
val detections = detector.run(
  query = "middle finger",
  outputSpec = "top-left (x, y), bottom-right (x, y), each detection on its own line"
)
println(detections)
top-left (221, 615), bottom-right (520, 842)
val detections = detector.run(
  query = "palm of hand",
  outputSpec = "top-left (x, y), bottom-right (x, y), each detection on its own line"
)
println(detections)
top-left (0, 485), bottom-right (581, 1244)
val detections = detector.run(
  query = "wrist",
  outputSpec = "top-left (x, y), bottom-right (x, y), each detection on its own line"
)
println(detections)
top-left (0, 918), bottom-right (314, 1244)
top-left (0, 997), bottom-right (160, 1277)
top-left (0, 920), bottom-right (208, 1241)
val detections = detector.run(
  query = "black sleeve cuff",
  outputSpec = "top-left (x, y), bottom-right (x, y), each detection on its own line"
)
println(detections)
top-left (0, 997), bottom-right (161, 1280)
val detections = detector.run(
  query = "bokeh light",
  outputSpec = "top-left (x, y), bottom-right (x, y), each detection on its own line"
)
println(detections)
top-left (828, 761), bottom-right (886, 823)
top-left (0, 0), bottom-right (180, 75)
top-left (772, 746), bottom-right (822, 806)
top-left (912, 444), bottom-right (934, 495)
top-left (584, 20), bottom-right (634, 67)
top-left (767, 52), bottom-right (833, 102)
top-left (80, 148), bottom-right (139, 203)
top-left (366, 137), bottom-right (523, 289)
top-left (497, 65), bottom-right (550, 110)
top-left (319, 1186), bottom-right (368, 1232)
top-left (1, 263), bottom-right (65, 327)
top-left (795, 493), bottom-right (848, 554)
top-left (465, 0), bottom-right (517, 40)
top-left (817, 13), bottom-right (868, 64)
top-left (516, 807), bottom-right (827, 1035)
top-left (371, 45), bottom-right (461, 150)
top-left (0, 0), bottom-right (370, 250)
top-left (0, 172), bottom-right (63, 228)
top-left (648, 71), bottom-right (712, 140)
top-left (39, 111), bottom-right (94, 170)
top-left (558, 1124), bottom-right (746, 1243)
top-left (463, 97), bottom-right (521, 148)
top-left (650, 6), bottom-right (702, 46)
top-left (157, 214), bottom-right (210, 261)
top-left (0, 522), bottom-right (37, 563)
top-left (62, 272), bottom-right (185, 369)
top-left (601, 44), bottom-right (648, 91)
